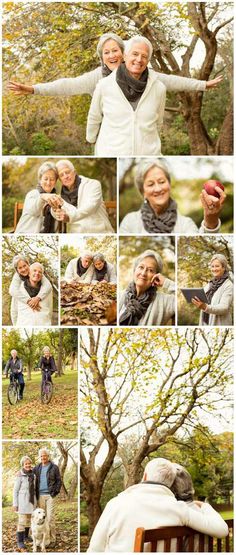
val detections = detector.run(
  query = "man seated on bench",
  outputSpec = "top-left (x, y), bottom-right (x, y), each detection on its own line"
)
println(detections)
top-left (87, 457), bottom-right (228, 552)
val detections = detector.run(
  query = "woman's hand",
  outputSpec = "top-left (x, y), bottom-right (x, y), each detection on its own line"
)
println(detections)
top-left (53, 209), bottom-right (69, 222)
top-left (192, 297), bottom-right (207, 310)
top-left (205, 75), bottom-right (223, 89)
top-left (8, 81), bottom-right (34, 95)
top-left (27, 296), bottom-right (41, 309)
top-left (200, 186), bottom-right (226, 229)
top-left (151, 273), bottom-right (165, 287)
top-left (40, 194), bottom-right (62, 209)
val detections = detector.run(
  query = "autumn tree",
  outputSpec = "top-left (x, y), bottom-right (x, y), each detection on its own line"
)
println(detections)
top-left (80, 327), bottom-right (233, 534)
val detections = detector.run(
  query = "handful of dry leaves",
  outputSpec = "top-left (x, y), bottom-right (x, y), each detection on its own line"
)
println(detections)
top-left (60, 281), bottom-right (117, 326)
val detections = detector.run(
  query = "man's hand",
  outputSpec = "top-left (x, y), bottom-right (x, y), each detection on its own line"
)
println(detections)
top-left (205, 75), bottom-right (223, 89)
top-left (53, 209), bottom-right (69, 222)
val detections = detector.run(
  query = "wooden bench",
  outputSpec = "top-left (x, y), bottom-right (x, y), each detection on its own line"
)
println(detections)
top-left (13, 200), bottom-right (116, 232)
top-left (134, 519), bottom-right (233, 552)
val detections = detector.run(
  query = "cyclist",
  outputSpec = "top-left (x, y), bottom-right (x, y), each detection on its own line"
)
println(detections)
top-left (39, 346), bottom-right (57, 389)
top-left (4, 349), bottom-right (25, 400)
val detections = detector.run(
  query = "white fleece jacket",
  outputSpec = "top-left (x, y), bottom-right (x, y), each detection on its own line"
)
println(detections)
top-left (199, 278), bottom-right (233, 326)
top-left (119, 209), bottom-right (221, 235)
top-left (9, 272), bottom-right (52, 325)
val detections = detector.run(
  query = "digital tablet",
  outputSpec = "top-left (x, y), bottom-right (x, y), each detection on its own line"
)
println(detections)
top-left (180, 288), bottom-right (208, 304)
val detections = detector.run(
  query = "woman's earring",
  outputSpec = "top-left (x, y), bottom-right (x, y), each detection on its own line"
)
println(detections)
top-left (144, 198), bottom-right (148, 204)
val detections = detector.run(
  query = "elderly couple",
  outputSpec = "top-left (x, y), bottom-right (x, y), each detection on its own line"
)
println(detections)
top-left (9, 255), bottom-right (53, 326)
top-left (13, 447), bottom-right (61, 552)
top-left (15, 159), bottom-right (114, 234)
top-left (10, 33), bottom-right (222, 156)
top-left (88, 457), bottom-right (228, 552)
top-left (64, 251), bottom-right (116, 285)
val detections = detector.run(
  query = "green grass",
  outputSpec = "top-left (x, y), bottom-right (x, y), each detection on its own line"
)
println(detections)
top-left (2, 371), bottom-right (78, 439)
top-left (220, 510), bottom-right (234, 519)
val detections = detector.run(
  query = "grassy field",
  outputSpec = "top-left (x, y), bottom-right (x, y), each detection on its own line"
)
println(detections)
top-left (2, 500), bottom-right (78, 552)
top-left (2, 371), bottom-right (78, 439)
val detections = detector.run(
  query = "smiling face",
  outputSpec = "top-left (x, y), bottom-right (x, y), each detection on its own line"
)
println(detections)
top-left (134, 256), bottom-right (157, 295)
top-left (29, 264), bottom-right (43, 284)
top-left (124, 42), bottom-right (149, 79)
top-left (23, 458), bottom-right (32, 471)
top-left (58, 165), bottom-right (76, 190)
top-left (17, 259), bottom-right (30, 277)
top-left (81, 256), bottom-right (92, 268)
top-left (102, 39), bottom-right (123, 71)
top-left (143, 166), bottom-right (171, 214)
top-left (40, 169), bottom-right (57, 193)
top-left (43, 348), bottom-right (50, 358)
top-left (210, 259), bottom-right (225, 279)
top-left (40, 452), bottom-right (49, 465)
top-left (94, 259), bottom-right (105, 271)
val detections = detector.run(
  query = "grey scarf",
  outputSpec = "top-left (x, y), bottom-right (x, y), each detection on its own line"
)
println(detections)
top-left (116, 62), bottom-right (148, 103)
top-left (61, 174), bottom-right (81, 207)
top-left (24, 279), bottom-right (41, 298)
top-left (141, 198), bottom-right (177, 234)
top-left (203, 271), bottom-right (230, 325)
top-left (120, 281), bottom-right (156, 326)
top-left (36, 183), bottom-right (57, 233)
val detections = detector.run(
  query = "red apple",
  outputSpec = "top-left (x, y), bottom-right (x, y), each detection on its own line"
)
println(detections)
top-left (203, 180), bottom-right (225, 198)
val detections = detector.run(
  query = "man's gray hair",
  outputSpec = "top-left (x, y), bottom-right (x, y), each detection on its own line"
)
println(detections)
top-left (81, 251), bottom-right (93, 259)
top-left (39, 447), bottom-right (50, 458)
top-left (56, 159), bottom-right (75, 173)
top-left (124, 35), bottom-right (153, 61)
top-left (171, 463), bottom-right (195, 501)
top-left (11, 349), bottom-right (18, 356)
top-left (134, 249), bottom-right (163, 274)
top-left (13, 254), bottom-right (29, 270)
top-left (29, 262), bottom-right (44, 273)
top-left (135, 158), bottom-right (171, 196)
top-left (144, 458), bottom-right (176, 488)
top-left (20, 455), bottom-right (32, 467)
top-left (96, 33), bottom-right (124, 60)
top-left (93, 253), bottom-right (105, 263)
top-left (38, 162), bottom-right (58, 181)
top-left (43, 346), bottom-right (50, 353)
top-left (210, 254), bottom-right (229, 272)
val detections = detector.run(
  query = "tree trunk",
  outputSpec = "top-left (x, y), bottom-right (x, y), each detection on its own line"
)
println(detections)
top-left (180, 93), bottom-right (215, 155)
top-left (216, 100), bottom-right (233, 154)
top-left (68, 463), bottom-right (78, 500)
top-left (57, 329), bottom-right (64, 376)
top-left (86, 489), bottom-right (103, 539)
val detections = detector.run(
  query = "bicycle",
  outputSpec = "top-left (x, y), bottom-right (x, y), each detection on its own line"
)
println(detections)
top-left (41, 368), bottom-right (53, 404)
top-left (7, 374), bottom-right (20, 405)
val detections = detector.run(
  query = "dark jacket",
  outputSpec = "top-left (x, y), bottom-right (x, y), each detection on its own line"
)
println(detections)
top-left (39, 356), bottom-right (57, 373)
top-left (33, 462), bottom-right (62, 499)
top-left (4, 356), bottom-right (23, 377)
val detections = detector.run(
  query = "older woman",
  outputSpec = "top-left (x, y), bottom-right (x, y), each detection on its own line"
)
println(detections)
top-left (120, 159), bottom-right (226, 234)
top-left (64, 251), bottom-right (94, 284)
top-left (192, 254), bottom-right (233, 326)
top-left (49, 160), bottom-right (113, 233)
top-left (86, 36), bottom-right (167, 156)
top-left (13, 455), bottom-right (36, 551)
top-left (15, 162), bottom-right (61, 234)
top-left (9, 33), bottom-right (221, 99)
top-left (91, 253), bottom-right (117, 284)
top-left (119, 249), bottom-right (175, 326)
top-left (39, 346), bottom-right (57, 389)
top-left (15, 262), bottom-right (53, 326)
top-left (9, 255), bottom-right (52, 325)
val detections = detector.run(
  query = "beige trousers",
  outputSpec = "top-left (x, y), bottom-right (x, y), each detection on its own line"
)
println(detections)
top-left (38, 494), bottom-right (56, 541)
top-left (17, 513), bottom-right (31, 532)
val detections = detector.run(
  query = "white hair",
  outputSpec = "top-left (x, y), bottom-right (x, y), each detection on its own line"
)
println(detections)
top-left (135, 158), bottom-right (171, 195)
top-left (56, 159), bottom-right (75, 173)
top-left (93, 253), bottom-right (105, 263)
top-left (124, 35), bottom-right (153, 61)
top-left (134, 249), bottom-right (163, 274)
top-left (96, 33), bottom-right (124, 60)
top-left (39, 447), bottom-right (50, 458)
top-left (210, 254), bottom-right (229, 271)
top-left (29, 262), bottom-right (44, 273)
top-left (11, 349), bottom-right (18, 356)
top-left (144, 458), bottom-right (176, 487)
top-left (81, 251), bottom-right (93, 259)
top-left (38, 162), bottom-right (58, 181)
top-left (43, 346), bottom-right (50, 353)
top-left (20, 455), bottom-right (32, 467)
top-left (13, 254), bottom-right (29, 270)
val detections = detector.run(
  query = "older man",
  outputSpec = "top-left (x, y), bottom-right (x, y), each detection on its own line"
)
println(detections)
top-left (16, 263), bottom-right (53, 326)
top-left (64, 251), bottom-right (94, 284)
top-left (48, 159), bottom-right (114, 233)
top-left (34, 447), bottom-right (61, 547)
top-left (87, 458), bottom-right (228, 552)
top-left (4, 349), bottom-right (25, 400)
top-left (86, 36), bottom-right (166, 156)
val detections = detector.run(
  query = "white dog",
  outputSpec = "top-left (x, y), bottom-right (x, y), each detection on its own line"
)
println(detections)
top-left (31, 508), bottom-right (50, 552)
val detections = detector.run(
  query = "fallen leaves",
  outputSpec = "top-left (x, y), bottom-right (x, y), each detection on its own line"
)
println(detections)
top-left (61, 282), bottom-right (117, 326)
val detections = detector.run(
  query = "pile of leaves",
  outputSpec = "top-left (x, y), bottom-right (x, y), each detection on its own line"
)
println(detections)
top-left (60, 282), bottom-right (117, 326)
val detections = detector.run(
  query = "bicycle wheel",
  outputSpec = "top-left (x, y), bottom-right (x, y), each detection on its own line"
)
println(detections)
top-left (7, 383), bottom-right (18, 405)
top-left (41, 381), bottom-right (53, 404)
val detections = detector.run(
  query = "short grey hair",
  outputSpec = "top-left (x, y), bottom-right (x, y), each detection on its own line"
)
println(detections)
top-left (135, 158), bottom-right (171, 196)
top-left (56, 159), bottom-right (75, 173)
top-left (13, 255), bottom-right (29, 270)
top-left (93, 253), bottom-right (105, 263)
top-left (20, 455), bottom-right (32, 467)
top-left (11, 349), bottom-right (18, 356)
top-left (171, 464), bottom-right (195, 502)
top-left (38, 162), bottom-right (58, 181)
top-left (81, 251), bottom-right (93, 259)
top-left (29, 262), bottom-right (44, 273)
top-left (134, 249), bottom-right (163, 274)
top-left (43, 346), bottom-right (50, 353)
top-left (124, 35), bottom-right (153, 61)
top-left (96, 33), bottom-right (124, 60)
top-left (39, 447), bottom-right (50, 458)
top-left (210, 254), bottom-right (229, 272)
top-left (144, 458), bottom-right (176, 488)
